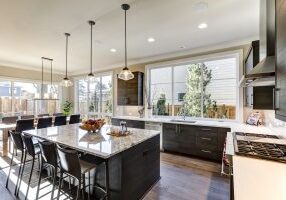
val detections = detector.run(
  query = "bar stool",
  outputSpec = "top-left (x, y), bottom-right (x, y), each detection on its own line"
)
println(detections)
top-left (37, 117), bottom-right (53, 129)
top-left (54, 116), bottom-right (67, 126)
top-left (20, 133), bottom-right (41, 200)
top-left (5, 131), bottom-right (25, 195)
top-left (53, 113), bottom-right (64, 117)
top-left (57, 145), bottom-right (97, 200)
top-left (69, 114), bottom-right (81, 124)
top-left (36, 140), bottom-right (58, 200)
top-left (20, 115), bottom-right (34, 120)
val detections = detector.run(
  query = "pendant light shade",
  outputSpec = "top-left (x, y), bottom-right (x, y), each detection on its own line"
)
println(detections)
top-left (86, 20), bottom-right (96, 82)
top-left (61, 33), bottom-right (73, 87)
top-left (118, 4), bottom-right (134, 81)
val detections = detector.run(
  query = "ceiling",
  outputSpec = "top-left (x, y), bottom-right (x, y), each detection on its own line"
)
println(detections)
top-left (0, 0), bottom-right (259, 75)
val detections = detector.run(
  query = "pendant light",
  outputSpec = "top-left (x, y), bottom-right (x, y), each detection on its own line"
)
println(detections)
top-left (118, 4), bottom-right (134, 81)
top-left (61, 33), bottom-right (73, 87)
top-left (86, 20), bottom-right (96, 82)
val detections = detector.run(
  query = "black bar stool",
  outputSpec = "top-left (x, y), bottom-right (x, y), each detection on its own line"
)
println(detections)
top-left (5, 131), bottom-right (25, 196)
top-left (20, 133), bottom-right (41, 200)
top-left (37, 117), bottom-right (53, 129)
top-left (36, 140), bottom-right (58, 200)
top-left (54, 116), bottom-right (67, 126)
top-left (69, 114), bottom-right (81, 124)
top-left (57, 145), bottom-right (97, 200)
top-left (20, 115), bottom-right (34, 120)
top-left (2, 116), bottom-right (18, 124)
top-left (38, 114), bottom-right (50, 118)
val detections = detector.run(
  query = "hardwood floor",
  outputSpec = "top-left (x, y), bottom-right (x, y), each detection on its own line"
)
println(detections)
top-left (0, 152), bottom-right (229, 200)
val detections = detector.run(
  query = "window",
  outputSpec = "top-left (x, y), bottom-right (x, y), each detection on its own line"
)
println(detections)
top-left (75, 73), bottom-right (113, 118)
top-left (149, 54), bottom-right (238, 120)
top-left (0, 79), bottom-right (61, 118)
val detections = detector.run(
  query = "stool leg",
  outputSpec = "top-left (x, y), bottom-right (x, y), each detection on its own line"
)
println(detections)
top-left (36, 159), bottom-right (43, 200)
top-left (57, 171), bottom-right (63, 200)
top-left (25, 156), bottom-right (35, 200)
top-left (76, 177), bottom-right (81, 200)
top-left (82, 174), bottom-right (86, 200)
top-left (88, 171), bottom-right (91, 200)
top-left (5, 147), bottom-right (14, 188)
top-left (50, 167), bottom-right (56, 200)
top-left (15, 150), bottom-right (25, 196)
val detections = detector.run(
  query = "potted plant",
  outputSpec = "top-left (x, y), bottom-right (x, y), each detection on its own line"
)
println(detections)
top-left (62, 101), bottom-right (73, 116)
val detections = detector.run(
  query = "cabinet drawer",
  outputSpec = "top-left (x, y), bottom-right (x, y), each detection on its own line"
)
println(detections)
top-left (198, 126), bottom-right (218, 136)
top-left (196, 132), bottom-right (218, 145)
top-left (196, 147), bottom-right (218, 160)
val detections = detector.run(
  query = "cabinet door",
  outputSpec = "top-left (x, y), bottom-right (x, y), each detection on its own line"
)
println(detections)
top-left (276, 0), bottom-right (286, 121)
top-left (162, 123), bottom-right (179, 152)
top-left (177, 125), bottom-right (197, 155)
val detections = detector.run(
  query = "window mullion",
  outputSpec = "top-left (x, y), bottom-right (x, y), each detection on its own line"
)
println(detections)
top-left (171, 66), bottom-right (174, 116)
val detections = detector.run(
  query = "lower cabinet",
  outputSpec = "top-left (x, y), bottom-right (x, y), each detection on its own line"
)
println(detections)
top-left (163, 123), bottom-right (230, 161)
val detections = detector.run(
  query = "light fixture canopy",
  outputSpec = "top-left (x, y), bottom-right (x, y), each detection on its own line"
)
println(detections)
top-left (61, 33), bottom-right (73, 87)
top-left (118, 4), bottom-right (134, 81)
top-left (86, 20), bottom-right (96, 82)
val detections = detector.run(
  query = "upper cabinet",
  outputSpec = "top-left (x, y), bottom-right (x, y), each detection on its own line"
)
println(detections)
top-left (117, 71), bottom-right (144, 106)
top-left (275, 0), bottom-right (286, 121)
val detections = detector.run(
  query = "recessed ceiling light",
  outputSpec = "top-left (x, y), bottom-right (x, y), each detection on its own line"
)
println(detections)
top-left (179, 46), bottom-right (186, 49)
top-left (110, 48), bottom-right (117, 52)
top-left (198, 23), bottom-right (208, 29)
top-left (147, 37), bottom-right (155, 43)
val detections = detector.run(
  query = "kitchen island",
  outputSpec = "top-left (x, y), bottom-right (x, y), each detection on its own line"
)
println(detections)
top-left (24, 124), bottom-right (160, 200)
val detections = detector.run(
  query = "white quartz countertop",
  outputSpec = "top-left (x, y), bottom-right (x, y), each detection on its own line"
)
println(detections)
top-left (23, 124), bottom-right (160, 159)
top-left (113, 116), bottom-right (286, 138)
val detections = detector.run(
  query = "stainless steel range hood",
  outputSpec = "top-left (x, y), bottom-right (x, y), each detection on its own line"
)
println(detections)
top-left (240, 56), bottom-right (275, 87)
top-left (240, 0), bottom-right (275, 87)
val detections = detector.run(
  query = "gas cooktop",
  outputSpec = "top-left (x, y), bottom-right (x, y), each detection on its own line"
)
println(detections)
top-left (233, 132), bottom-right (286, 163)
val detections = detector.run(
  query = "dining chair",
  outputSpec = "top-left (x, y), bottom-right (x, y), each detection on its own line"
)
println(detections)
top-left (38, 114), bottom-right (50, 118)
top-left (54, 116), bottom-right (67, 126)
top-left (37, 117), bottom-right (53, 129)
top-left (20, 115), bottom-right (34, 120)
top-left (57, 145), bottom-right (97, 200)
top-left (69, 114), bottom-right (81, 124)
top-left (53, 113), bottom-right (64, 117)
top-left (2, 116), bottom-right (18, 124)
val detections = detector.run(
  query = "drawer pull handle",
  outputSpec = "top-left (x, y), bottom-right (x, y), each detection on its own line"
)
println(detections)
top-left (201, 137), bottom-right (211, 141)
top-left (201, 150), bottom-right (212, 153)
top-left (201, 128), bottom-right (212, 131)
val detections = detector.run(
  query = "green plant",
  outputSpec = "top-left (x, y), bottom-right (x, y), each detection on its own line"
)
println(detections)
top-left (155, 94), bottom-right (167, 115)
top-left (62, 101), bottom-right (73, 116)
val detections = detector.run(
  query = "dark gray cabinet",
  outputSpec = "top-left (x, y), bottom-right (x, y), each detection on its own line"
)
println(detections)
top-left (117, 72), bottom-right (144, 106)
top-left (111, 118), bottom-right (145, 129)
top-left (275, 0), bottom-right (286, 121)
top-left (163, 123), bottom-right (230, 161)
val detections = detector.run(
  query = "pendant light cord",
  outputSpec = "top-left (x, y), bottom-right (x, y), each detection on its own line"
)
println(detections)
top-left (41, 58), bottom-right (44, 98)
top-left (90, 22), bottom-right (93, 74)
top-left (65, 33), bottom-right (69, 78)
top-left (50, 60), bottom-right (53, 91)
top-left (124, 9), bottom-right (127, 69)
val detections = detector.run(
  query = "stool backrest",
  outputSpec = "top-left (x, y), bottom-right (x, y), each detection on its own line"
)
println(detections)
top-left (53, 113), bottom-right (64, 117)
top-left (15, 119), bottom-right (34, 133)
top-left (38, 114), bottom-right (49, 118)
top-left (54, 116), bottom-right (67, 126)
top-left (10, 131), bottom-right (24, 151)
top-left (21, 133), bottom-right (36, 157)
top-left (57, 145), bottom-right (81, 178)
top-left (38, 140), bottom-right (57, 168)
top-left (2, 116), bottom-right (18, 124)
top-left (37, 117), bottom-right (53, 129)
top-left (69, 114), bottom-right (80, 124)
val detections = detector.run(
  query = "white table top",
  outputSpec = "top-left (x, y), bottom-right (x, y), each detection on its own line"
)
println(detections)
top-left (23, 124), bottom-right (160, 159)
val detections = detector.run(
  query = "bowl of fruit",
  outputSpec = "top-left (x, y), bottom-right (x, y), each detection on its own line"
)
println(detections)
top-left (79, 119), bottom-right (105, 133)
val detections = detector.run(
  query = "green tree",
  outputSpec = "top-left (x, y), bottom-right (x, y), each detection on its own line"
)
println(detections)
top-left (155, 94), bottom-right (167, 115)
top-left (180, 63), bottom-right (212, 117)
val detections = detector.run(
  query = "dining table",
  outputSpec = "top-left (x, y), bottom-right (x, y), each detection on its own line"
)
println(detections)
top-left (23, 123), bottom-right (161, 200)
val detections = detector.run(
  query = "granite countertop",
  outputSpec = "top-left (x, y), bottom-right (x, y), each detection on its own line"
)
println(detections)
top-left (23, 124), bottom-right (160, 159)
top-left (113, 116), bottom-right (286, 138)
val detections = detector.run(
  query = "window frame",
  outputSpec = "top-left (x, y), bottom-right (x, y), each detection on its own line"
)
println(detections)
top-left (146, 50), bottom-right (243, 122)
top-left (74, 71), bottom-right (113, 118)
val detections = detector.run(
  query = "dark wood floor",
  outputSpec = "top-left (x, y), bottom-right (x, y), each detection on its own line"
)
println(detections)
top-left (0, 152), bottom-right (229, 200)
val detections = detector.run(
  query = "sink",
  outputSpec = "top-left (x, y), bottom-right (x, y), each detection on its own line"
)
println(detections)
top-left (170, 119), bottom-right (196, 123)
